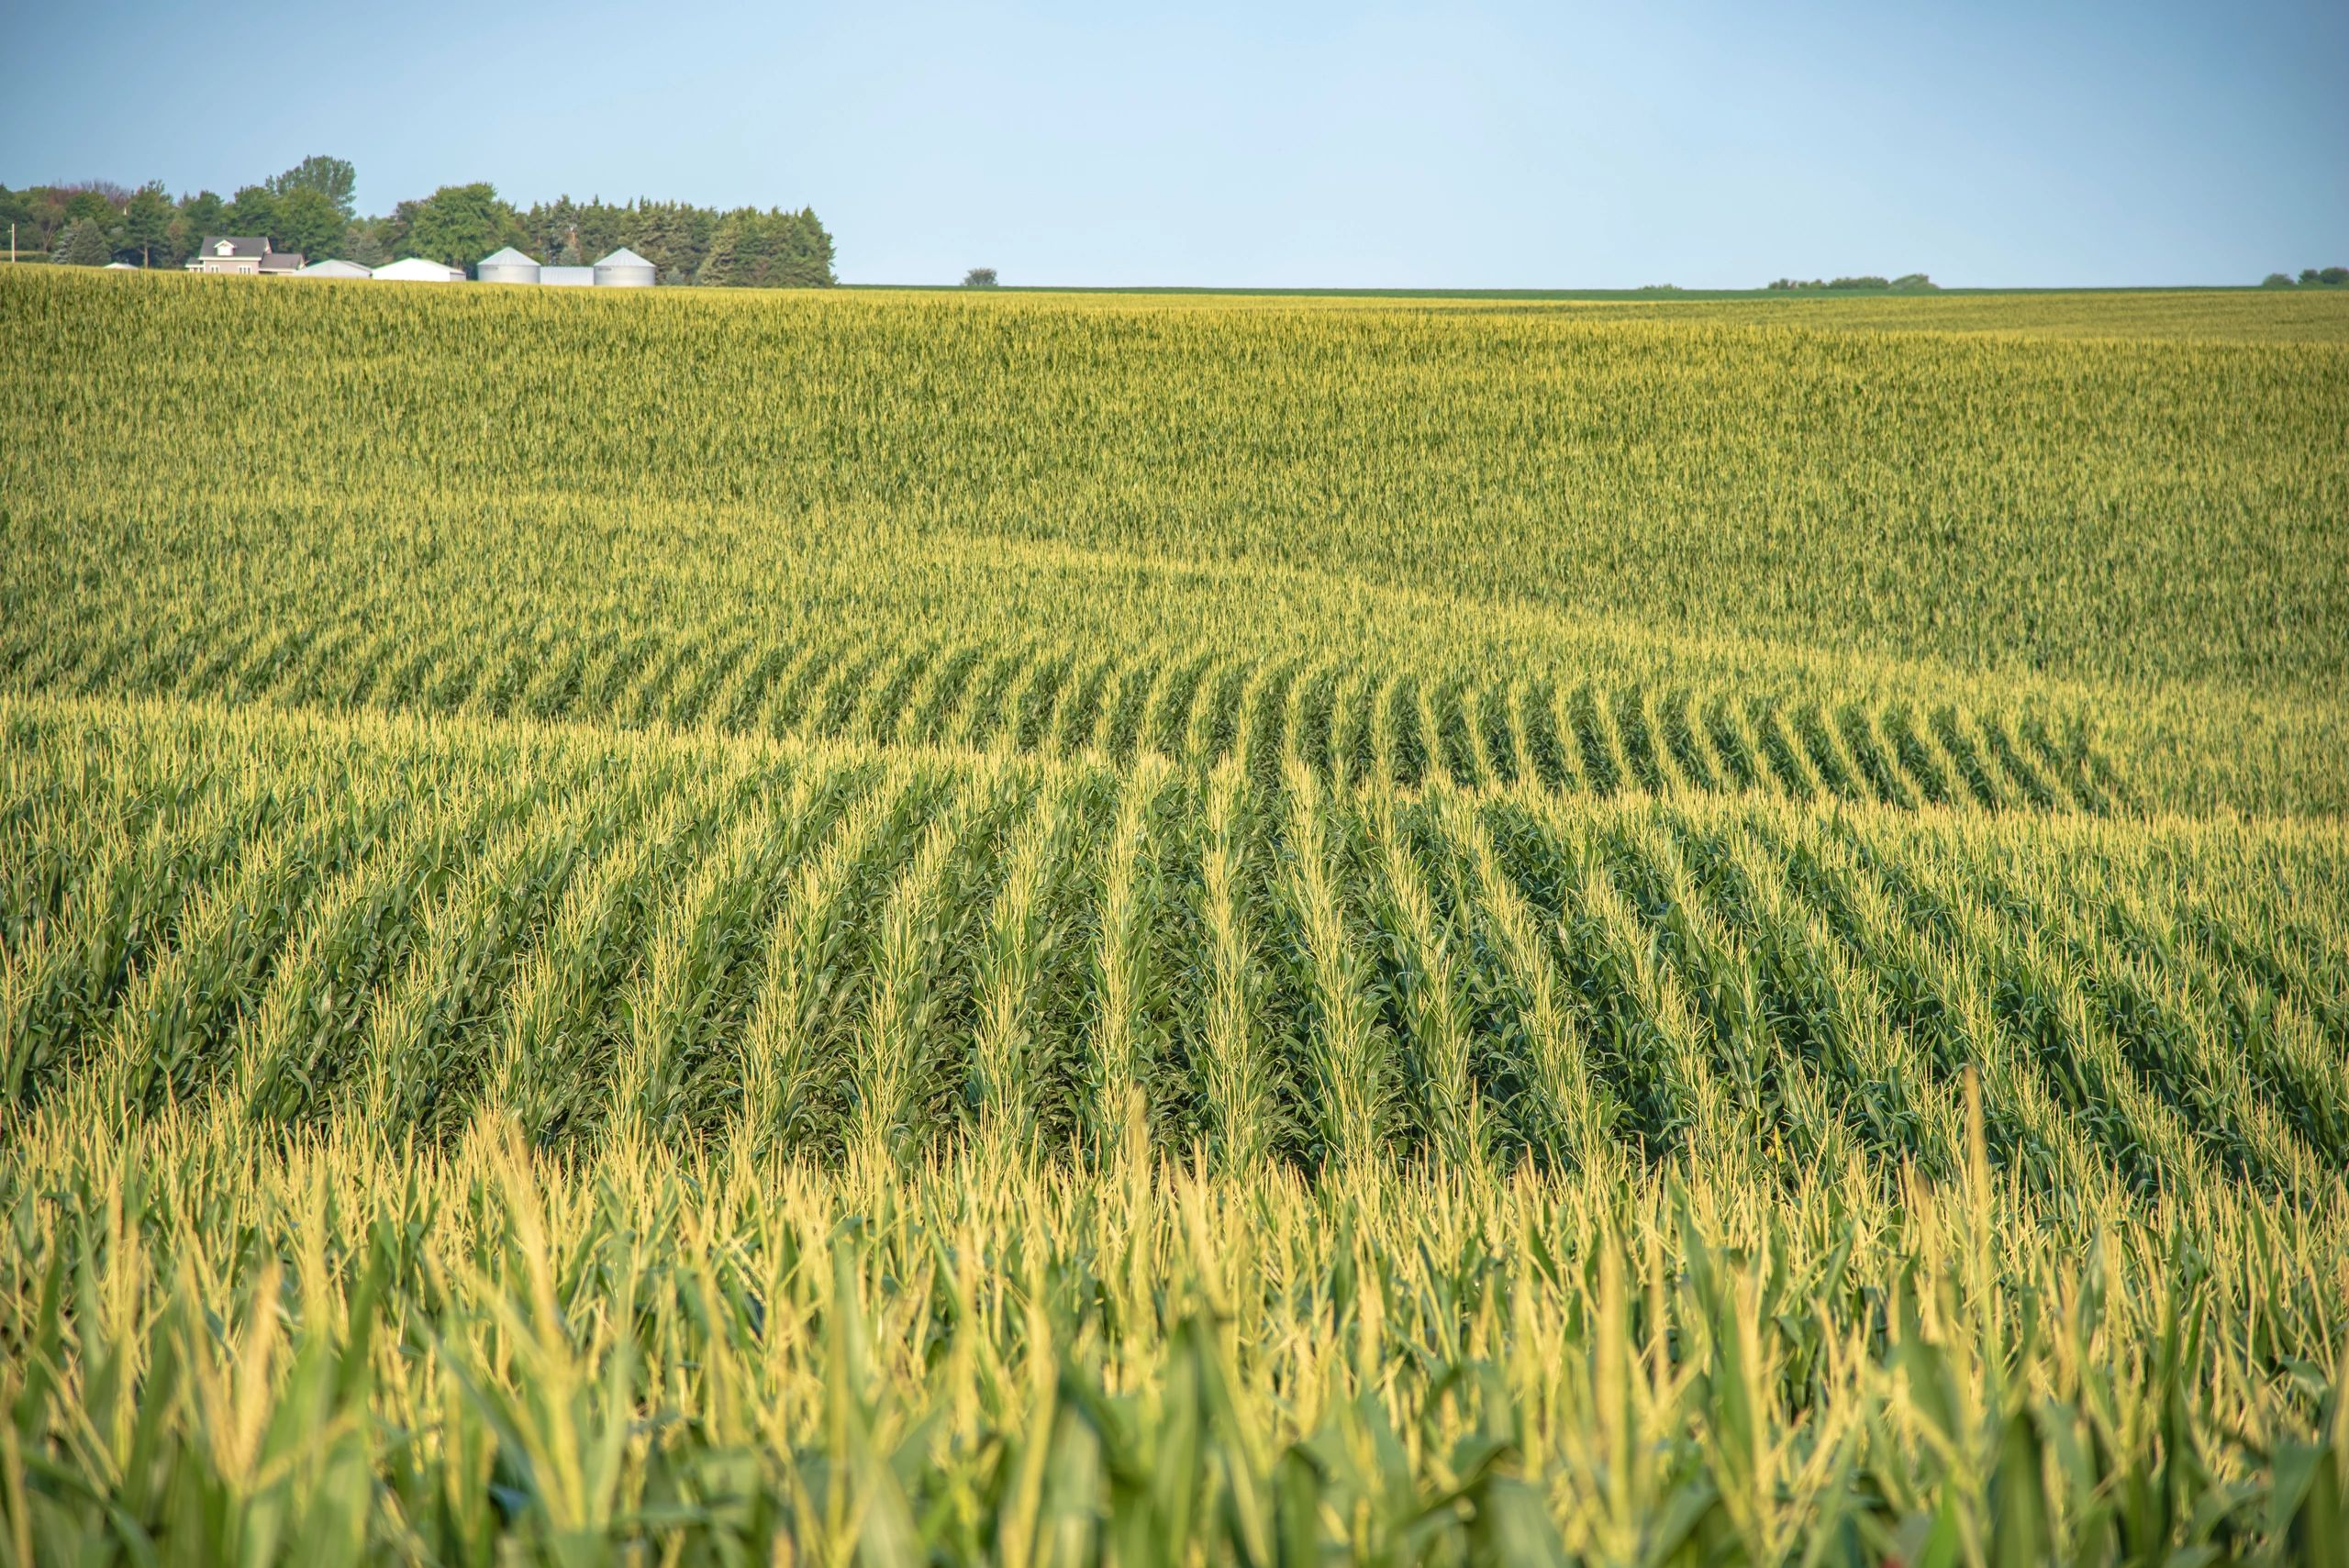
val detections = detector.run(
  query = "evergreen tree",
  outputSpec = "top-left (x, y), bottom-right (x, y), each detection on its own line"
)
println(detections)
top-left (343, 221), bottom-right (391, 268)
top-left (695, 220), bottom-right (741, 286)
top-left (686, 206), bottom-right (838, 288)
top-left (120, 183), bottom-right (173, 266)
top-left (52, 217), bottom-right (111, 266)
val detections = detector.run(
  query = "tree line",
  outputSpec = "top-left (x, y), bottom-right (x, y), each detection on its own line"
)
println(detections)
top-left (1765, 273), bottom-right (1937, 292)
top-left (5, 155), bottom-right (835, 287)
top-left (2262, 267), bottom-right (2347, 288)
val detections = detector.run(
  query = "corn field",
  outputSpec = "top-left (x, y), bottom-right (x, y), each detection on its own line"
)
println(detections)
top-left (2, 269), bottom-right (2346, 1564)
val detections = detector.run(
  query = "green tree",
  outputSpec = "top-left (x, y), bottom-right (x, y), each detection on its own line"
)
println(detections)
top-left (2321, 266), bottom-right (2349, 286)
top-left (275, 187), bottom-right (346, 259)
top-left (62, 188), bottom-right (113, 224)
top-left (784, 207), bottom-right (837, 286)
top-left (267, 155), bottom-right (357, 219)
top-left (693, 207), bottom-right (837, 289)
top-left (225, 185), bottom-right (281, 243)
top-left (695, 221), bottom-right (742, 286)
top-left (120, 183), bottom-right (173, 266)
top-left (963, 267), bottom-right (999, 287)
top-left (2, 185), bottom-right (39, 257)
top-left (402, 183), bottom-right (522, 267)
top-left (343, 220), bottom-right (391, 268)
top-left (51, 217), bottom-right (110, 266)
top-left (2261, 272), bottom-right (2295, 288)
top-left (180, 190), bottom-right (226, 239)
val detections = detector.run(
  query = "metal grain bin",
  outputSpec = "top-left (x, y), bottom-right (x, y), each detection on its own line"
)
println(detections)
top-left (592, 246), bottom-right (657, 288)
top-left (540, 266), bottom-right (595, 287)
top-left (476, 246), bottom-right (542, 284)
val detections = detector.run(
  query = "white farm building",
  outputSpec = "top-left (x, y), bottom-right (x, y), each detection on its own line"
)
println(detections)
top-left (466, 246), bottom-right (657, 287)
top-left (591, 247), bottom-right (656, 287)
top-left (188, 243), bottom-right (663, 290)
top-left (476, 247), bottom-right (540, 284)
top-left (373, 257), bottom-right (463, 283)
top-left (464, 247), bottom-right (657, 287)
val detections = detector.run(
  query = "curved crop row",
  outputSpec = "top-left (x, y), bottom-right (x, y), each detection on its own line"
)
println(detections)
top-left (6, 695), bottom-right (2337, 1208)
top-left (3, 598), bottom-right (2123, 813)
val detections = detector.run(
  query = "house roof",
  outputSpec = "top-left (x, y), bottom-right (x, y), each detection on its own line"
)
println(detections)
top-left (257, 251), bottom-right (305, 272)
top-left (201, 236), bottom-right (271, 258)
top-left (593, 247), bottom-right (653, 269)
top-left (478, 247), bottom-right (540, 267)
top-left (295, 259), bottom-right (373, 277)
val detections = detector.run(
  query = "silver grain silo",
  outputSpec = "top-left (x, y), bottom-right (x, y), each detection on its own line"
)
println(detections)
top-left (477, 246), bottom-right (542, 284)
top-left (592, 246), bottom-right (657, 288)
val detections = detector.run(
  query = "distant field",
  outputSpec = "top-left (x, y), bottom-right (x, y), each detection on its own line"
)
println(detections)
top-left (2, 269), bottom-right (2345, 1563)
top-left (859, 280), bottom-right (2349, 339)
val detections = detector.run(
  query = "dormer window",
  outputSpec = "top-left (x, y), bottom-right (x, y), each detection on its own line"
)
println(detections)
top-left (216, 241), bottom-right (233, 255)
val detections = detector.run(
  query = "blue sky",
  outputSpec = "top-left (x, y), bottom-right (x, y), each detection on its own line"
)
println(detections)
top-left (6, 0), bottom-right (2343, 287)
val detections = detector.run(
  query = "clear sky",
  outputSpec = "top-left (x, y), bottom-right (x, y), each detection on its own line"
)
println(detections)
top-left (6, 0), bottom-right (2343, 288)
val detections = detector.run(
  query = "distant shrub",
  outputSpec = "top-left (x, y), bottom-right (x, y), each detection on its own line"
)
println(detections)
top-left (963, 267), bottom-right (999, 288)
top-left (2263, 273), bottom-right (2297, 288)
top-left (1890, 272), bottom-right (1938, 291)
